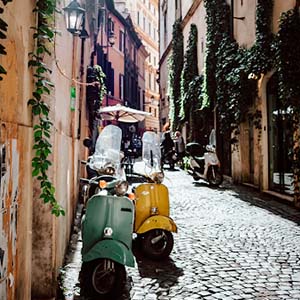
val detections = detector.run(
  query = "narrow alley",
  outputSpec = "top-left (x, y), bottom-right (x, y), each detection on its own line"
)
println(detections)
top-left (61, 167), bottom-right (300, 300)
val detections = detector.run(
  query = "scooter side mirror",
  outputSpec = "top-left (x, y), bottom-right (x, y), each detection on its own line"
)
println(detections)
top-left (83, 138), bottom-right (92, 148)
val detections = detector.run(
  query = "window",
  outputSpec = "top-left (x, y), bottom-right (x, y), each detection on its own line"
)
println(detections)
top-left (119, 31), bottom-right (124, 52)
top-left (119, 74), bottom-right (124, 100)
top-left (143, 17), bottom-right (146, 30)
top-left (163, 11), bottom-right (167, 46)
top-left (149, 73), bottom-right (152, 89)
top-left (108, 18), bottom-right (114, 34)
top-left (149, 22), bottom-right (151, 35)
top-left (137, 11), bottom-right (140, 25)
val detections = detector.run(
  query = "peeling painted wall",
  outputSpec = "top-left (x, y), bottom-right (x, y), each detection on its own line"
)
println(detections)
top-left (0, 0), bottom-right (91, 298)
top-left (0, 123), bottom-right (32, 300)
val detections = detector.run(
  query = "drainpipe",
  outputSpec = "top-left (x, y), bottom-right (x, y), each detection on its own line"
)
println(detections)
top-left (230, 0), bottom-right (234, 39)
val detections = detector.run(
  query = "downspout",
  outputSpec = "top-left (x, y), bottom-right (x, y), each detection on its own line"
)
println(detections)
top-left (230, 0), bottom-right (234, 39)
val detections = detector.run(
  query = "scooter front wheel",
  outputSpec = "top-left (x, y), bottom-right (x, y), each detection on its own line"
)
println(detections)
top-left (141, 229), bottom-right (174, 260)
top-left (207, 165), bottom-right (223, 187)
top-left (80, 258), bottom-right (126, 298)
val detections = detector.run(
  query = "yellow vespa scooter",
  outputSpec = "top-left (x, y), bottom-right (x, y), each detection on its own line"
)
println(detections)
top-left (132, 131), bottom-right (177, 260)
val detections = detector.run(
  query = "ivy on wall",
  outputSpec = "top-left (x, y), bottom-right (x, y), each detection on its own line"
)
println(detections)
top-left (168, 19), bottom-right (183, 132)
top-left (180, 23), bottom-right (198, 123)
top-left (27, 0), bottom-right (65, 216)
top-left (0, 0), bottom-right (13, 80)
top-left (203, 0), bottom-right (273, 137)
top-left (185, 75), bottom-right (203, 141)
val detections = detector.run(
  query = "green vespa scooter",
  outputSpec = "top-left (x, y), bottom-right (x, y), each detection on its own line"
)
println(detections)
top-left (80, 125), bottom-right (135, 299)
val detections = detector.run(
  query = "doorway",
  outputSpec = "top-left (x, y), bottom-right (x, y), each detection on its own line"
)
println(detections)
top-left (267, 74), bottom-right (294, 195)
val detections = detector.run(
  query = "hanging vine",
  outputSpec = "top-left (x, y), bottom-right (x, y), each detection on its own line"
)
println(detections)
top-left (27, 0), bottom-right (65, 216)
top-left (0, 0), bottom-right (13, 80)
top-left (180, 23), bottom-right (199, 123)
top-left (203, 0), bottom-right (273, 137)
top-left (168, 19), bottom-right (184, 132)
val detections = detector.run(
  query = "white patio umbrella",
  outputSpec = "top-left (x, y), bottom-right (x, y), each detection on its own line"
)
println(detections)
top-left (99, 104), bottom-right (151, 123)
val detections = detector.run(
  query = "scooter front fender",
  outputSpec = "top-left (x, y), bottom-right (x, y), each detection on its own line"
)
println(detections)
top-left (137, 215), bottom-right (177, 234)
top-left (82, 239), bottom-right (135, 268)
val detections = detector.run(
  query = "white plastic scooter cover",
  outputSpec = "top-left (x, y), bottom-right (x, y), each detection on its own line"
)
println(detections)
top-left (89, 125), bottom-right (122, 173)
top-left (142, 131), bottom-right (161, 173)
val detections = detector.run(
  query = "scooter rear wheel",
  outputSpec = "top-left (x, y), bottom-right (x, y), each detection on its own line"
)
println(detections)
top-left (141, 229), bottom-right (174, 260)
top-left (80, 258), bottom-right (126, 298)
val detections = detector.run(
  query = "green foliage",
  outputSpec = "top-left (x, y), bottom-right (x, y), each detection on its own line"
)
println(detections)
top-left (93, 64), bottom-right (107, 103)
top-left (203, 0), bottom-right (273, 135)
top-left (180, 24), bottom-right (198, 122)
top-left (168, 19), bottom-right (184, 132)
top-left (28, 0), bottom-right (65, 217)
top-left (0, 0), bottom-right (12, 80)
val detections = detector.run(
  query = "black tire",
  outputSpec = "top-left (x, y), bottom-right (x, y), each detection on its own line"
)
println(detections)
top-left (80, 258), bottom-right (126, 299)
top-left (141, 229), bottom-right (174, 260)
top-left (207, 165), bottom-right (223, 187)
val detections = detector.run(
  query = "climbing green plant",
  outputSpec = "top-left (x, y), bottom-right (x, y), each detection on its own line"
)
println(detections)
top-left (93, 64), bottom-right (107, 102)
top-left (180, 24), bottom-right (198, 123)
top-left (168, 19), bottom-right (184, 132)
top-left (185, 75), bottom-right (203, 142)
top-left (28, 0), bottom-right (64, 216)
top-left (203, 0), bottom-right (273, 137)
top-left (0, 0), bottom-right (13, 80)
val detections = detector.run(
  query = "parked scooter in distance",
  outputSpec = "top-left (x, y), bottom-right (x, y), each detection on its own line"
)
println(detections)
top-left (185, 129), bottom-right (223, 187)
top-left (79, 125), bottom-right (135, 299)
top-left (132, 131), bottom-right (177, 260)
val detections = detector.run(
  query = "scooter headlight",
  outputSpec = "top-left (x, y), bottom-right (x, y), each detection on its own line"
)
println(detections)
top-left (115, 180), bottom-right (129, 196)
top-left (152, 172), bottom-right (164, 183)
top-left (103, 227), bottom-right (113, 237)
top-left (104, 166), bottom-right (115, 175)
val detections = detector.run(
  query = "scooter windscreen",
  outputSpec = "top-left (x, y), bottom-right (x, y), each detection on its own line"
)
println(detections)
top-left (88, 125), bottom-right (123, 176)
top-left (142, 131), bottom-right (162, 174)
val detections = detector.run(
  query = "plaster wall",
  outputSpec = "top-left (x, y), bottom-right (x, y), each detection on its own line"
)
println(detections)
top-left (0, 1), bottom-right (34, 298)
top-left (273, 0), bottom-right (296, 33)
top-left (159, 0), bottom-right (176, 57)
top-left (158, 51), bottom-right (171, 128)
top-left (0, 123), bottom-right (33, 300)
top-left (31, 11), bottom-right (84, 299)
top-left (182, 2), bottom-right (206, 75)
top-left (106, 16), bottom-right (125, 101)
top-left (182, 0), bottom-right (195, 19)
top-left (232, 0), bottom-right (297, 192)
top-left (234, 0), bottom-right (256, 47)
top-left (0, 0), bottom-right (87, 298)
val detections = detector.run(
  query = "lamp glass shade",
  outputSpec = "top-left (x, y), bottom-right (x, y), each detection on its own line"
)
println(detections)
top-left (108, 34), bottom-right (115, 46)
top-left (63, 0), bottom-right (85, 34)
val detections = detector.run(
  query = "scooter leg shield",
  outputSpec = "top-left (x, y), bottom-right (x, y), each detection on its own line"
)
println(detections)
top-left (82, 240), bottom-right (135, 268)
top-left (137, 215), bottom-right (178, 234)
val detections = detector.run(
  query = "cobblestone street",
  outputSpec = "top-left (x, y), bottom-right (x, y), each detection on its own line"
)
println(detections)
top-left (61, 167), bottom-right (300, 300)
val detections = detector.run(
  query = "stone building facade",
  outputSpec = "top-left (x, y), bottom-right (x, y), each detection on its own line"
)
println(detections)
top-left (159, 0), bottom-right (300, 206)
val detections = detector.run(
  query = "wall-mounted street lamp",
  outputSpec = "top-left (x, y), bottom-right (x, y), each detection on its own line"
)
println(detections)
top-left (63, 0), bottom-right (85, 35)
top-left (107, 32), bottom-right (116, 47)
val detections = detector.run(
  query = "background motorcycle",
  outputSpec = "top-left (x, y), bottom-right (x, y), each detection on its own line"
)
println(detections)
top-left (185, 129), bottom-right (223, 187)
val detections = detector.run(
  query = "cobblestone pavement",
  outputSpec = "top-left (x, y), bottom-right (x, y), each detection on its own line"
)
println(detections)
top-left (60, 167), bottom-right (300, 300)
